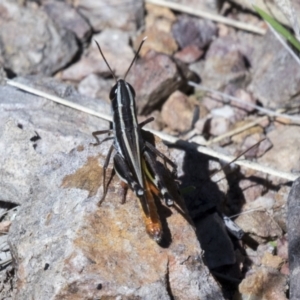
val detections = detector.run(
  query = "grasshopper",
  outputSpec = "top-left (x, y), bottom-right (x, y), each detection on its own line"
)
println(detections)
top-left (93, 37), bottom-right (177, 242)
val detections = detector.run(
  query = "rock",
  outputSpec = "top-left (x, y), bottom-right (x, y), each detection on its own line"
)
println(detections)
top-left (61, 29), bottom-right (134, 81)
top-left (249, 30), bottom-right (300, 108)
top-left (288, 177), bottom-right (300, 299)
top-left (0, 76), bottom-right (110, 205)
top-left (73, 0), bottom-right (144, 32)
top-left (202, 94), bottom-right (224, 111)
top-left (240, 133), bottom-right (272, 159)
top-left (42, 1), bottom-right (92, 42)
top-left (258, 126), bottom-right (300, 173)
top-left (0, 0), bottom-right (78, 76)
top-left (235, 211), bottom-right (282, 242)
top-left (277, 235), bottom-right (288, 260)
top-left (8, 136), bottom-right (224, 299)
top-left (137, 110), bottom-right (164, 132)
top-left (0, 221), bottom-right (11, 233)
top-left (161, 91), bottom-right (198, 132)
top-left (125, 51), bottom-right (183, 115)
top-left (261, 252), bottom-right (284, 269)
top-left (198, 36), bottom-right (248, 90)
top-left (231, 122), bottom-right (264, 144)
top-left (134, 27), bottom-right (178, 56)
top-left (211, 105), bottom-right (235, 119)
top-left (239, 267), bottom-right (288, 299)
top-left (230, 0), bottom-right (300, 27)
top-left (209, 116), bottom-right (230, 136)
top-left (238, 180), bottom-right (265, 203)
top-left (174, 45), bottom-right (203, 63)
top-left (78, 74), bottom-right (114, 102)
top-left (145, 3), bottom-right (176, 33)
top-left (172, 15), bottom-right (217, 49)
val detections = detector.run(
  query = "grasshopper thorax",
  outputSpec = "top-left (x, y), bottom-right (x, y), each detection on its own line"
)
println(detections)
top-left (109, 79), bottom-right (136, 102)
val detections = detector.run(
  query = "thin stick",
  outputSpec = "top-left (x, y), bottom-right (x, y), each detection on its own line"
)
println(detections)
top-left (145, 0), bottom-right (266, 35)
top-left (148, 129), bottom-right (299, 182)
top-left (189, 81), bottom-right (300, 124)
top-left (6, 80), bottom-right (113, 123)
top-left (6, 80), bottom-right (299, 182)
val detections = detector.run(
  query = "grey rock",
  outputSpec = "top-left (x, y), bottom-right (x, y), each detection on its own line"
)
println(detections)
top-left (0, 0), bottom-right (78, 75)
top-left (42, 1), bottom-right (92, 42)
top-left (249, 30), bottom-right (300, 108)
top-left (8, 134), bottom-right (224, 299)
top-left (198, 36), bottom-right (248, 90)
top-left (288, 177), bottom-right (300, 300)
top-left (0, 76), bottom-right (110, 205)
top-left (61, 29), bottom-right (134, 81)
top-left (74, 0), bottom-right (144, 32)
top-left (78, 73), bottom-right (114, 103)
top-left (172, 15), bottom-right (217, 49)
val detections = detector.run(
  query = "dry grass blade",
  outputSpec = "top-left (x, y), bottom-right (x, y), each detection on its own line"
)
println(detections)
top-left (6, 80), bottom-right (299, 182)
top-left (6, 79), bottom-right (113, 123)
top-left (146, 0), bottom-right (266, 35)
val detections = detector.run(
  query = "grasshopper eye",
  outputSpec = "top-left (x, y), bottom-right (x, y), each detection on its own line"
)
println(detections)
top-left (109, 83), bottom-right (118, 101)
top-left (126, 83), bottom-right (136, 98)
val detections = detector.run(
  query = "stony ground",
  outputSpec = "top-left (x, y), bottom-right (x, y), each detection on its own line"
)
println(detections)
top-left (0, 0), bottom-right (300, 299)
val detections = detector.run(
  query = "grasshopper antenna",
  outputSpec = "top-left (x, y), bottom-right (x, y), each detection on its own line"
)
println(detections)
top-left (124, 36), bottom-right (147, 81)
top-left (94, 40), bottom-right (117, 82)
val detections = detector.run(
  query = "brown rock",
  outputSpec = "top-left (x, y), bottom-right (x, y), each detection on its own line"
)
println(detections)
top-left (258, 126), bottom-right (300, 173)
top-left (134, 27), bottom-right (178, 56)
top-left (145, 3), bottom-right (176, 33)
top-left (8, 139), bottom-right (224, 299)
top-left (238, 179), bottom-right (265, 203)
top-left (174, 45), bottom-right (203, 63)
top-left (202, 94), bottom-right (224, 111)
top-left (261, 252), bottom-right (284, 269)
top-left (126, 52), bottom-right (183, 115)
top-left (231, 122), bottom-right (264, 144)
top-left (61, 29), bottom-right (134, 81)
top-left (240, 133), bottom-right (272, 159)
top-left (235, 211), bottom-right (282, 240)
top-left (161, 91), bottom-right (197, 132)
top-left (277, 235), bottom-right (288, 260)
top-left (239, 267), bottom-right (288, 299)
top-left (0, 221), bottom-right (11, 233)
top-left (73, 0), bottom-right (144, 32)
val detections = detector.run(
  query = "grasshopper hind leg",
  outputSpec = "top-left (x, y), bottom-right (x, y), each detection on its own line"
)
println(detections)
top-left (143, 150), bottom-right (174, 207)
top-left (113, 153), bottom-right (145, 198)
